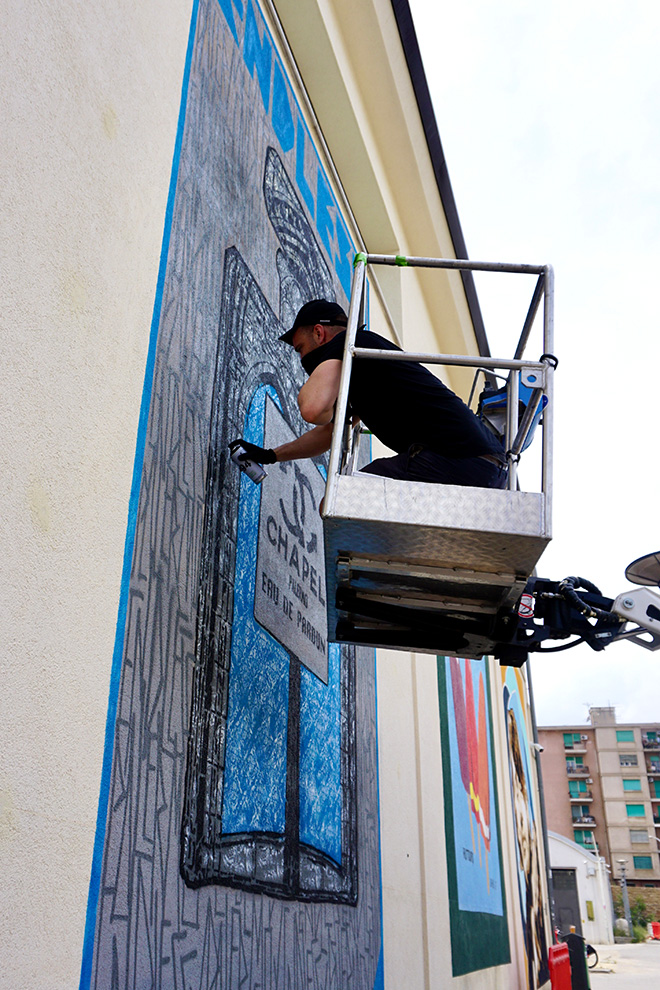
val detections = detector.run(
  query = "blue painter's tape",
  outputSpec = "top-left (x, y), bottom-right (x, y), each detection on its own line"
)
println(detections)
top-left (77, 2), bottom-right (201, 987)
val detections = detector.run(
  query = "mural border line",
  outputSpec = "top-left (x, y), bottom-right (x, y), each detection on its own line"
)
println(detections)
top-left (77, 1), bottom-right (201, 985)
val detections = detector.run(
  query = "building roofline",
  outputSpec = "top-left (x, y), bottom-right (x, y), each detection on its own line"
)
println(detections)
top-left (548, 830), bottom-right (602, 863)
top-left (390, 0), bottom-right (489, 357)
top-left (538, 725), bottom-right (593, 732)
top-left (539, 723), bottom-right (660, 731)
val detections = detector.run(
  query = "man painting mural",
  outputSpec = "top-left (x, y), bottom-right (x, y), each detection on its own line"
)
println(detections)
top-left (232, 299), bottom-right (508, 488)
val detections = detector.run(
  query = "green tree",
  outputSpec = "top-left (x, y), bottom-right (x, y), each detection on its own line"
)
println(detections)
top-left (631, 896), bottom-right (649, 929)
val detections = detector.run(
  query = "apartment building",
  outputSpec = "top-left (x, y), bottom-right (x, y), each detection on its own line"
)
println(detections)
top-left (539, 707), bottom-right (660, 886)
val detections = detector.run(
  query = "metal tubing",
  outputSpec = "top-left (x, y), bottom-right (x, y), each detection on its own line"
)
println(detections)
top-left (514, 274), bottom-right (545, 360)
top-left (324, 260), bottom-right (365, 513)
top-left (350, 348), bottom-right (547, 374)
top-left (511, 386), bottom-right (544, 457)
top-left (541, 266), bottom-right (555, 536)
top-left (506, 370), bottom-right (519, 491)
top-left (366, 253), bottom-right (547, 276)
top-left (323, 254), bottom-right (554, 530)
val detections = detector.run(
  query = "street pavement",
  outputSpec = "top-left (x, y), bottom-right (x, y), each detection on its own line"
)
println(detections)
top-left (586, 941), bottom-right (660, 989)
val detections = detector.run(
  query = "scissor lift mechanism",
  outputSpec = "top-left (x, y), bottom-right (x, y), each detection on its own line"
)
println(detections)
top-left (321, 253), bottom-right (555, 661)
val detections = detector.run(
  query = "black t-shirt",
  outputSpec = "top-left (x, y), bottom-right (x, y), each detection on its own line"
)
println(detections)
top-left (301, 329), bottom-right (505, 461)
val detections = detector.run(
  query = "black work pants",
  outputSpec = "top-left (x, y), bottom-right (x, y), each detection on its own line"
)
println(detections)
top-left (360, 444), bottom-right (508, 489)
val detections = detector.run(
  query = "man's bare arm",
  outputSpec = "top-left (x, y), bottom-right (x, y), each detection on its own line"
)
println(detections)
top-left (273, 422), bottom-right (334, 462)
top-left (297, 359), bottom-right (342, 425)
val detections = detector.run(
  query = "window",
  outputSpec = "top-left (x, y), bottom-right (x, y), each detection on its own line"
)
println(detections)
top-left (633, 856), bottom-right (653, 870)
top-left (630, 829), bottom-right (649, 844)
top-left (617, 730), bottom-right (635, 743)
top-left (566, 755), bottom-right (584, 769)
top-left (626, 804), bottom-right (646, 817)
top-left (653, 781), bottom-right (660, 799)
top-left (623, 779), bottom-right (642, 791)
top-left (574, 829), bottom-right (594, 847)
top-left (620, 754), bottom-right (638, 767)
top-left (564, 732), bottom-right (582, 748)
top-left (568, 778), bottom-right (588, 796)
top-left (572, 805), bottom-right (590, 819)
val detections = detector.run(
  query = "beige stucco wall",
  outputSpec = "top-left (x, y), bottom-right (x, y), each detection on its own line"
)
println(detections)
top-left (1, 1), bottom-right (192, 985)
top-left (599, 750), bottom-right (638, 774)
top-left (606, 803), bottom-right (653, 828)
top-left (601, 776), bottom-right (649, 800)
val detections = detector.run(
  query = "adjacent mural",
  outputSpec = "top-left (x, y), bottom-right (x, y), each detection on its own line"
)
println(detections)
top-left (437, 656), bottom-right (510, 976)
top-left (82, 0), bottom-right (382, 987)
top-left (502, 666), bottom-right (550, 990)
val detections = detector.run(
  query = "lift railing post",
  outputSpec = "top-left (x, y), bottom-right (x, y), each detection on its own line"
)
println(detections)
top-left (514, 273), bottom-right (545, 361)
top-left (324, 257), bottom-right (366, 515)
top-left (323, 253), bottom-right (553, 512)
top-left (542, 265), bottom-right (555, 536)
top-left (506, 370), bottom-right (519, 490)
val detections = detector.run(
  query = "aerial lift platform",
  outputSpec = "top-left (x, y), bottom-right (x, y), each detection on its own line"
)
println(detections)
top-left (321, 253), bottom-right (556, 661)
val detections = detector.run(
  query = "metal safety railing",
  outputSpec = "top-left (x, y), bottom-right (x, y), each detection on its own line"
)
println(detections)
top-left (323, 252), bottom-right (555, 514)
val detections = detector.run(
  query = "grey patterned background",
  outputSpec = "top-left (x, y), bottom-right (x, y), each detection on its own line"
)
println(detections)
top-left (88, 1), bottom-right (382, 987)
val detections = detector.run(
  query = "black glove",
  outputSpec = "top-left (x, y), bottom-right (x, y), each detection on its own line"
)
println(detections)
top-left (229, 439), bottom-right (277, 464)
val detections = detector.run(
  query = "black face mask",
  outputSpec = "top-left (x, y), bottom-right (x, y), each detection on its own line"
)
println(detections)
top-left (300, 332), bottom-right (346, 375)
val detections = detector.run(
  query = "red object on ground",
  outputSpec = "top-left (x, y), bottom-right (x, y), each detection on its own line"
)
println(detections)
top-left (652, 921), bottom-right (660, 940)
top-left (548, 943), bottom-right (572, 990)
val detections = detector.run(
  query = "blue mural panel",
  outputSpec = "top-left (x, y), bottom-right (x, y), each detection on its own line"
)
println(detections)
top-left (222, 386), bottom-right (343, 869)
top-left (437, 656), bottom-right (510, 976)
top-left (222, 388), bottom-right (290, 836)
top-left (445, 657), bottom-right (503, 916)
top-left (299, 645), bottom-right (342, 864)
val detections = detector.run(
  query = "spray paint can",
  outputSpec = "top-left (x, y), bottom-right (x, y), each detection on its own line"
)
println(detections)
top-left (229, 441), bottom-right (267, 485)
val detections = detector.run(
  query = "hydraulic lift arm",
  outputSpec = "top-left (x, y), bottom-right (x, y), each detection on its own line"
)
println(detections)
top-left (494, 553), bottom-right (660, 666)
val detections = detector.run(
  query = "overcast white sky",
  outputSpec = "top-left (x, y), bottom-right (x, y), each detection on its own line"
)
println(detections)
top-left (409, 1), bottom-right (660, 726)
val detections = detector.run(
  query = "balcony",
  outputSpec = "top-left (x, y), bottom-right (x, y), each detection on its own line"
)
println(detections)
top-left (573, 815), bottom-right (596, 826)
top-left (647, 764), bottom-right (660, 776)
top-left (569, 791), bottom-right (593, 802)
top-left (642, 736), bottom-right (660, 750)
top-left (564, 743), bottom-right (587, 754)
top-left (566, 764), bottom-right (591, 776)
top-left (575, 837), bottom-right (596, 849)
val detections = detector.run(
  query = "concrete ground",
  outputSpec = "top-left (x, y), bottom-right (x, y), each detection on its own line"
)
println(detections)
top-left (586, 941), bottom-right (660, 989)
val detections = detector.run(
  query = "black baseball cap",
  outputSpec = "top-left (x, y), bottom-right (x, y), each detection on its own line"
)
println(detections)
top-left (279, 299), bottom-right (348, 345)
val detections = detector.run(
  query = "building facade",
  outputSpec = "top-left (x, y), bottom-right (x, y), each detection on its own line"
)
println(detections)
top-left (3, 1), bottom-right (553, 987)
top-left (539, 707), bottom-right (660, 886)
top-left (548, 832), bottom-right (614, 944)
